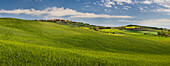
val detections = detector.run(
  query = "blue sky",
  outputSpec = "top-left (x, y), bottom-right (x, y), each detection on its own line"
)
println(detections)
top-left (0, 0), bottom-right (170, 28)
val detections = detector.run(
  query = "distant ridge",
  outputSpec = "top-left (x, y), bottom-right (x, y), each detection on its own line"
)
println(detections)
top-left (35, 18), bottom-right (170, 30)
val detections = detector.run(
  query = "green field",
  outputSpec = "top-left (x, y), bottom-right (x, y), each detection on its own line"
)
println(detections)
top-left (0, 18), bottom-right (170, 66)
top-left (99, 29), bottom-right (158, 36)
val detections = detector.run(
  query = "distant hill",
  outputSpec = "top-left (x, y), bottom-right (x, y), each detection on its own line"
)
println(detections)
top-left (126, 25), bottom-right (166, 30)
top-left (0, 18), bottom-right (170, 66)
top-left (36, 19), bottom-right (169, 30)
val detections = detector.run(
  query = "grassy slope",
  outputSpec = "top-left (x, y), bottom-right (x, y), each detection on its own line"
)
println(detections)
top-left (99, 29), bottom-right (158, 36)
top-left (0, 18), bottom-right (170, 66)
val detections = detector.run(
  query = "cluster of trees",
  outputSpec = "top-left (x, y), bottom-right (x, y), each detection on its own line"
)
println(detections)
top-left (55, 21), bottom-right (98, 28)
top-left (36, 19), bottom-right (114, 32)
top-left (51, 20), bottom-right (112, 30)
top-left (157, 31), bottom-right (169, 38)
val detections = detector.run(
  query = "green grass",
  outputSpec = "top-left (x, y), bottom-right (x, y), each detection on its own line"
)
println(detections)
top-left (0, 18), bottom-right (170, 66)
top-left (99, 29), bottom-right (158, 35)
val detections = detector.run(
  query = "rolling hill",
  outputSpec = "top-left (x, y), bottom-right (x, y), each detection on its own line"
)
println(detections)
top-left (0, 18), bottom-right (170, 66)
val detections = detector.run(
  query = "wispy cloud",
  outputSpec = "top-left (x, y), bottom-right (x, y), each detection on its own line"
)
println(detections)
top-left (69, 13), bottom-right (133, 18)
top-left (152, 0), bottom-right (170, 8)
top-left (118, 20), bottom-right (140, 23)
top-left (160, 4), bottom-right (170, 8)
top-left (101, 0), bottom-right (132, 7)
top-left (153, 8), bottom-right (170, 12)
top-left (141, 1), bottom-right (152, 4)
top-left (153, 8), bottom-right (170, 15)
top-left (0, 7), bottom-right (133, 18)
top-left (100, 0), bottom-right (170, 8)
top-left (119, 19), bottom-right (170, 26)
top-left (151, 0), bottom-right (170, 4)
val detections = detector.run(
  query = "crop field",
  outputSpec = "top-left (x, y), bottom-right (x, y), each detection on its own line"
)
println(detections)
top-left (0, 18), bottom-right (170, 66)
top-left (99, 29), bottom-right (158, 36)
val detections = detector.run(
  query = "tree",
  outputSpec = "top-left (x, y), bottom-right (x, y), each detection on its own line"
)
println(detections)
top-left (157, 31), bottom-right (162, 37)
top-left (157, 31), bottom-right (168, 38)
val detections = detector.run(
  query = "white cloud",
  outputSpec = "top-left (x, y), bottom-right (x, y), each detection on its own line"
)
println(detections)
top-left (101, 0), bottom-right (104, 3)
top-left (94, 2), bottom-right (97, 5)
top-left (139, 19), bottom-right (170, 28)
top-left (159, 4), bottom-right (170, 8)
top-left (85, 5), bottom-right (90, 7)
top-left (114, 6), bottom-right (118, 9)
top-left (123, 6), bottom-right (131, 10)
top-left (104, 9), bottom-right (112, 12)
top-left (141, 1), bottom-right (152, 4)
top-left (153, 8), bottom-right (170, 14)
top-left (151, 0), bottom-right (170, 8)
top-left (0, 7), bottom-right (133, 18)
top-left (100, 0), bottom-right (170, 8)
top-left (114, 0), bottom-right (132, 4)
top-left (154, 8), bottom-right (170, 12)
top-left (151, 0), bottom-right (170, 3)
top-left (69, 13), bottom-right (133, 18)
top-left (118, 20), bottom-right (140, 22)
top-left (139, 7), bottom-right (144, 10)
top-left (101, 0), bottom-right (115, 7)
top-left (99, 4), bottom-right (104, 6)
top-left (101, 0), bottom-right (132, 7)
